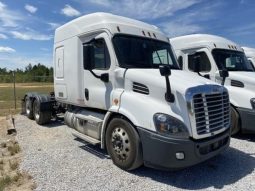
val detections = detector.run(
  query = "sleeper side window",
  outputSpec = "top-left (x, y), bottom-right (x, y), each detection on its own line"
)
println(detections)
top-left (83, 39), bottom-right (110, 70)
top-left (188, 52), bottom-right (211, 72)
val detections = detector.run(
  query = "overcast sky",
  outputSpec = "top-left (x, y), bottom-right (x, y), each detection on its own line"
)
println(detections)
top-left (0, 0), bottom-right (255, 70)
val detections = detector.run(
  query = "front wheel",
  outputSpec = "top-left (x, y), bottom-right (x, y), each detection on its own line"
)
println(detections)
top-left (106, 118), bottom-right (143, 171)
top-left (33, 99), bottom-right (51, 125)
top-left (230, 106), bottom-right (240, 135)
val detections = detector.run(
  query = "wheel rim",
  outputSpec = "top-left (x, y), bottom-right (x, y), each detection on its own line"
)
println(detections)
top-left (34, 101), bottom-right (40, 120)
top-left (25, 100), bottom-right (30, 115)
top-left (111, 127), bottom-right (131, 161)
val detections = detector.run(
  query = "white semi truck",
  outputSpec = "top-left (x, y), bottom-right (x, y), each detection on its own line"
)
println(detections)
top-left (22, 13), bottom-right (230, 171)
top-left (171, 34), bottom-right (255, 135)
top-left (243, 46), bottom-right (255, 69)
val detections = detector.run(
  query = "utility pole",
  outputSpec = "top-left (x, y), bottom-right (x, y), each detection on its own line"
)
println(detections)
top-left (12, 71), bottom-right (16, 109)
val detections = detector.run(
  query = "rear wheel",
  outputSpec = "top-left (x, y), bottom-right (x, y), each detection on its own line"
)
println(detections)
top-left (25, 97), bottom-right (34, 119)
top-left (33, 99), bottom-right (51, 125)
top-left (230, 106), bottom-right (240, 135)
top-left (106, 118), bottom-right (143, 171)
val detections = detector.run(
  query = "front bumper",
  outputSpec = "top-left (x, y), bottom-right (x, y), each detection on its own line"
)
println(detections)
top-left (137, 127), bottom-right (230, 170)
top-left (236, 107), bottom-right (255, 133)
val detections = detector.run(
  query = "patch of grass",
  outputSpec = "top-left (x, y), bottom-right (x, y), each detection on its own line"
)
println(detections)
top-left (0, 82), bottom-right (53, 116)
top-left (0, 175), bottom-right (11, 191)
top-left (12, 172), bottom-right (23, 182)
top-left (9, 160), bottom-right (19, 171)
top-left (7, 144), bottom-right (20, 156)
top-left (30, 183), bottom-right (37, 190)
top-left (0, 142), bottom-right (6, 148)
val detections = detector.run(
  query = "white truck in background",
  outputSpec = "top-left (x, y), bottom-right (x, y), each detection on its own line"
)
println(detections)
top-left (22, 13), bottom-right (230, 171)
top-left (243, 46), bottom-right (255, 69)
top-left (171, 34), bottom-right (255, 135)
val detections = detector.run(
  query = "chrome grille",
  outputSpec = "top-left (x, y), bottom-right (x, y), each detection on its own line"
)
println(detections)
top-left (193, 91), bottom-right (230, 135)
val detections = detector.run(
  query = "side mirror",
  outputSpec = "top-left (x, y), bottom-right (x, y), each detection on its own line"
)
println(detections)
top-left (219, 68), bottom-right (229, 85)
top-left (193, 55), bottom-right (201, 73)
top-left (219, 69), bottom-right (229, 78)
top-left (83, 44), bottom-right (95, 70)
top-left (159, 65), bottom-right (171, 76)
top-left (159, 65), bottom-right (174, 103)
top-left (100, 73), bottom-right (109, 82)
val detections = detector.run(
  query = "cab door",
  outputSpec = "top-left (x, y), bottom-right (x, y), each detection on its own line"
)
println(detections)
top-left (184, 48), bottom-right (217, 80)
top-left (82, 33), bottom-right (113, 110)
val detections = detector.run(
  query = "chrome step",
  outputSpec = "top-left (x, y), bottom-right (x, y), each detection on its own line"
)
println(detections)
top-left (71, 128), bottom-right (101, 145)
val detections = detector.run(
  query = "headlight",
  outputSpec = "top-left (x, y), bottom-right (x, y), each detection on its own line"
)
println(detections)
top-left (153, 113), bottom-right (189, 138)
top-left (251, 98), bottom-right (255, 109)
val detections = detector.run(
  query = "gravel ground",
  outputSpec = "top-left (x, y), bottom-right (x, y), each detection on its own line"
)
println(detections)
top-left (15, 114), bottom-right (255, 191)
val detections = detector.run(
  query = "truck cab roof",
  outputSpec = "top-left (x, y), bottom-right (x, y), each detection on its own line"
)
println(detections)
top-left (242, 46), bottom-right (255, 57)
top-left (54, 12), bottom-right (168, 43)
top-left (170, 34), bottom-right (243, 52)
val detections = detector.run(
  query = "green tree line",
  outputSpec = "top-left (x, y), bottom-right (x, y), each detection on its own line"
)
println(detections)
top-left (0, 63), bottom-right (53, 83)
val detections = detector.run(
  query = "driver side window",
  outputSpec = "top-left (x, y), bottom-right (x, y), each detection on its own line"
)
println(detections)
top-left (83, 39), bottom-right (110, 70)
top-left (188, 52), bottom-right (211, 72)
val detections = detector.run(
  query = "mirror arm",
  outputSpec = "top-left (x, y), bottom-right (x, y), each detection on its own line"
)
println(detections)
top-left (89, 70), bottom-right (101, 79)
top-left (197, 71), bottom-right (203, 77)
top-left (89, 70), bottom-right (109, 83)
top-left (164, 76), bottom-right (175, 103)
top-left (221, 77), bottom-right (226, 86)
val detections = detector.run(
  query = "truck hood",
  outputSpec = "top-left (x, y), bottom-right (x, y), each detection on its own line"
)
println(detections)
top-left (121, 68), bottom-right (228, 139)
top-left (227, 71), bottom-right (255, 91)
top-left (125, 69), bottom-right (217, 95)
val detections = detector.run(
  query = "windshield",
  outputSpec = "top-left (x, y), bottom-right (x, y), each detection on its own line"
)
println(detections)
top-left (212, 49), bottom-right (254, 72)
top-left (248, 60), bottom-right (255, 70)
top-left (112, 35), bottom-right (179, 69)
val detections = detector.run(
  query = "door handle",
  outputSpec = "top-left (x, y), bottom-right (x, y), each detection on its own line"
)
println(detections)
top-left (85, 88), bottom-right (89, 101)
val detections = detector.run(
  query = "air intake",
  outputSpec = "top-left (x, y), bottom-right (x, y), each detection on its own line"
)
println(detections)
top-left (231, 80), bottom-right (244, 88)
top-left (133, 82), bottom-right (149, 95)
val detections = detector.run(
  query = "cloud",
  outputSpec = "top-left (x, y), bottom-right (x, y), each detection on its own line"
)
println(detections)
top-left (158, 2), bottom-right (222, 37)
top-left (11, 31), bottom-right (52, 41)
top-left (48, 22), bottom-right (61, 30)
top-left (0, 1), bottom-right (5, 10)
top-left (87, 0), bottom-right (111, 7)
top-left (0, 1), bottom-right (24, 27)
top-left (0, 33), bottom-right (7, 39)
top-left (226, 23), bottom-right (255, 36)
top-left (87, 0), bottom-right (200, 19)
top-left (0, 54), bottom-right (53, 70)
top-left (41, 48), bottom-right (49, 51)
top-left (0, 46), bottom-right (15, 53)
top-left (61, 4), bottom-right (81, 17)
top-left (25, 4), bottom-right (38, 14)
top-left (160, 21), bottom-right (202, 37)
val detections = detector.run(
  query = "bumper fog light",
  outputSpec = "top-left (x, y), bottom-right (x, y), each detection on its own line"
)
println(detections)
top-left (176, 152), bottom-right (185, 160)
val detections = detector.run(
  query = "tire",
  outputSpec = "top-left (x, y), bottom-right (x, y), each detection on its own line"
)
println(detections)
top-left (25, 96), bottom-right (34, 119)
top-left (33, 99), bottom-right (52, 125)
top-left (230, 106), bottom-right (240, 135)
top-left (106, 118), bottom-right (143, 171)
